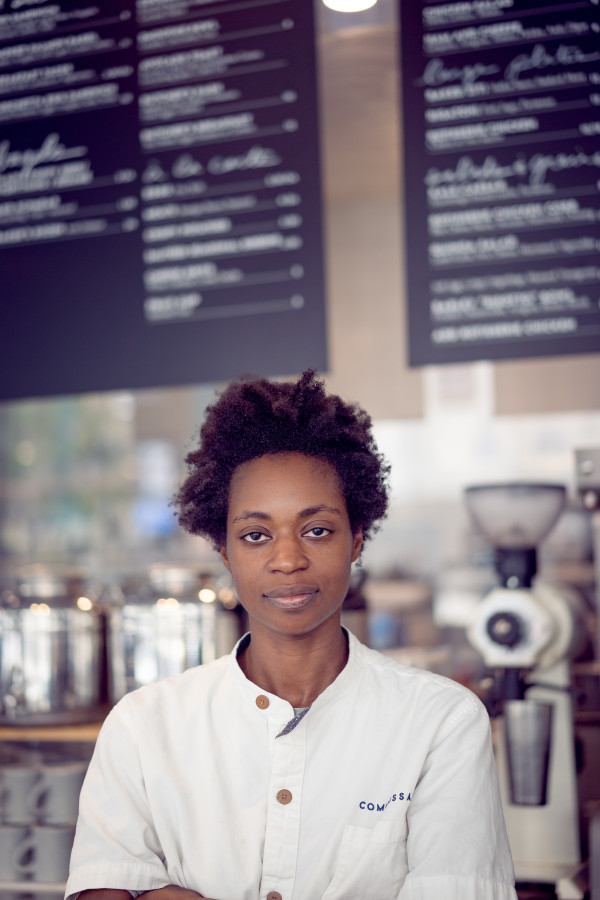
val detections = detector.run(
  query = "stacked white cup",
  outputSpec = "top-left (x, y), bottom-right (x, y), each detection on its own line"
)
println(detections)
top-left (0, 760), bottom-right (87, 886)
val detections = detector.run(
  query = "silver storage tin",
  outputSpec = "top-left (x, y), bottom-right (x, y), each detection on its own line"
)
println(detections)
top-left (0, 568), bottom-right (106, 725)
top-left (108, 565), bottom-right (242, 702)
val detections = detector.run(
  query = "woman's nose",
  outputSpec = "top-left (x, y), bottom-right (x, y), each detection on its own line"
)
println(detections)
top-left (268, 534), bottom-right (309, 572)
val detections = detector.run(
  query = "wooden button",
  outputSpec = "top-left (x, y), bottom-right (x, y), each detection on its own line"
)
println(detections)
top-left (276, 789), bottom-right (292, 805)
top-left (256, 695), bottom-right (269, 709)
top-left (267, 893), bottom-right (282, 900)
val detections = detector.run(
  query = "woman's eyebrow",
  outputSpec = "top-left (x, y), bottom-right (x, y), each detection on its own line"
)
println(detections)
top-left (232, 510), bottom-right (270, 524)
top-left (298, 505), bottom-right (342, 518)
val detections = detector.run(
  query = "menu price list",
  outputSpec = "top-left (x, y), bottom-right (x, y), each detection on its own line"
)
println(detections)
top-left (0, 0), bottom-right (327, 401)
top-left (399, 0), bottom-right (600, 366)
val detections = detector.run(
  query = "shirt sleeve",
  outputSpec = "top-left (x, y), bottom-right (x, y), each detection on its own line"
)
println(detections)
top-left (65, 697), bottom-right (172, 900)
top-left (399, 691), bottom-right (518, 900)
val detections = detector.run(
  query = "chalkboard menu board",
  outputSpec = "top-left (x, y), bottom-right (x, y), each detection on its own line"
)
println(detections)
top-left (399, 0), bottom-right (600, 366)
top-left (0, 0), bottom-right (327, 401)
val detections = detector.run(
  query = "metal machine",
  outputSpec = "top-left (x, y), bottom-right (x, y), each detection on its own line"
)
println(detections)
top-left (464, 483), bottom-right (589, 899)
top-left (575, 449), bottom-right (600, 900)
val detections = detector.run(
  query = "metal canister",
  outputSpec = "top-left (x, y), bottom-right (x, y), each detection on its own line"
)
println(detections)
top-left (108, 564), bottom-right (242, 702)
top-left (0, 567), bottom-right (106, 725)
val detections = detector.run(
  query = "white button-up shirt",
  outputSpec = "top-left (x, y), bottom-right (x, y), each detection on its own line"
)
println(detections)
top-left (66, 631), bottom-right (517, 900)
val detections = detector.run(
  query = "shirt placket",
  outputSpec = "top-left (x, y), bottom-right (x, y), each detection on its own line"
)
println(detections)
top-left (257, 698), bottom-right (307, 900)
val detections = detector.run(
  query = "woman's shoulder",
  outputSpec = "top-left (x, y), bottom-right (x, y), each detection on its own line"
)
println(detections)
top-left (353, 634), bottom-right (484, 717)
top-left (112, 651), bottom-right (232, 719)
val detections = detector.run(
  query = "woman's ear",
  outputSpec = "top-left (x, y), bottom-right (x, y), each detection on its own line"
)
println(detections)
top-left (351, 529), bottom-right (363, 562)
top-left (220, 545), bottom-right (231, 572)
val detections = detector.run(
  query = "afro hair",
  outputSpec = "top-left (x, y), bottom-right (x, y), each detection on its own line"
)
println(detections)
top-left (174, 370), bottom-right (390, 549)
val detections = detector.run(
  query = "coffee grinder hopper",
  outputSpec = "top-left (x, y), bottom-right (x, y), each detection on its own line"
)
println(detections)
top-left (465, 483), bottom-right (566, 588)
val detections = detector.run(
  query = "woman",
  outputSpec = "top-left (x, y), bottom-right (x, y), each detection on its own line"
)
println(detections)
top-left (67, 370), bottom-right (516, 900)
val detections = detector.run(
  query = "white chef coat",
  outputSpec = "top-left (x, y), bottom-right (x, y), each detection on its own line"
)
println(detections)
top-left (66, 630), bottom-right (517, 900)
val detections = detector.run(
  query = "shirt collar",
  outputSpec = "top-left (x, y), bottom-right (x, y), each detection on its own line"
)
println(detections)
top-left (227, 627), bottom-right (363, 715)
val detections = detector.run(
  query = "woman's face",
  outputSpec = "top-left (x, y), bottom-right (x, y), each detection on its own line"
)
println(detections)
top-left (220, 452), bottom-right (362, 640)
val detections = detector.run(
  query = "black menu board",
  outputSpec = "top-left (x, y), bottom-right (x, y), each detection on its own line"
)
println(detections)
top-left (0, 0), bottom-right (327, 401)
top-left (399, 0), bottom-right (600, 366)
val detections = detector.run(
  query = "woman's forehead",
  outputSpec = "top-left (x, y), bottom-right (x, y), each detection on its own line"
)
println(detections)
top-left (228, 452), bottom-right (343, 507)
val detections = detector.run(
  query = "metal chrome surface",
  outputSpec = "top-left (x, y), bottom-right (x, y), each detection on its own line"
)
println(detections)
top-left (108, 567), bottom-right (242, 701)
top-left (0, 569), bottom-right (105, 725)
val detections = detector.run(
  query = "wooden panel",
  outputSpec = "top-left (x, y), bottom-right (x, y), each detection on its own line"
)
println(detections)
top-left (495, 355), bottom-right (600, 414)
top-left (323, 197), bottom-right (424, 420)
top-left (0, 721), bottom-right (103, 743)
top-left (318, 26), bottom-right (400, 203)
top-left (317, 24), bottom-right (423, 419)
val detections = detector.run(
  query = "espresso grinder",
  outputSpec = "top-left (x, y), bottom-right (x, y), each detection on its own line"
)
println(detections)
top-left (464, 483), bottom-right (587, 896)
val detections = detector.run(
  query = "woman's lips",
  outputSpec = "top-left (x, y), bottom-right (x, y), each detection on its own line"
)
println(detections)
top-left (263, 585), bottom-right (319, 610)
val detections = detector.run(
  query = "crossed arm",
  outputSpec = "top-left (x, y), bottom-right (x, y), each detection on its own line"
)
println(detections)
top-left (79, 888), bottom-right (218, 900)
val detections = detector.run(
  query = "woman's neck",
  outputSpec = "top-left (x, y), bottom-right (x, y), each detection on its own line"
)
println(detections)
top-left (237, 621), bottom-right (349, 708)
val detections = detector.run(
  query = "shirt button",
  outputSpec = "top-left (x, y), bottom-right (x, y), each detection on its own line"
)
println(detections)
top-left (276, 789), bottom-right (292, 805)
top-left (267, 893), bottom-right (282, 900)
top-left (256, 694), bottom-right (269, 709)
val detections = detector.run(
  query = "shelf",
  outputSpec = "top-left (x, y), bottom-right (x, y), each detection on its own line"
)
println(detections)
top-left (0, 721), bottom-right (104, 742)
top-left (0, 879), bottom-right (66, 894)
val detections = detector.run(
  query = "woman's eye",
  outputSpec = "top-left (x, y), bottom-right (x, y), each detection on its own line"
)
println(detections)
top-left (305, 527), bottom-right (331, 538)
top-left (242, 531), bottom-right (268, 543)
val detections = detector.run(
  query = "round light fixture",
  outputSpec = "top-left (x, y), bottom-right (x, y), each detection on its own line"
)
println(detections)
top-left (322, 0), bottom-right (377, 11)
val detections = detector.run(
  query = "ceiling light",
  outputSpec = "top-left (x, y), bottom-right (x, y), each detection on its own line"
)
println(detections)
top-left (322, 0), bottom-right (377, 11)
